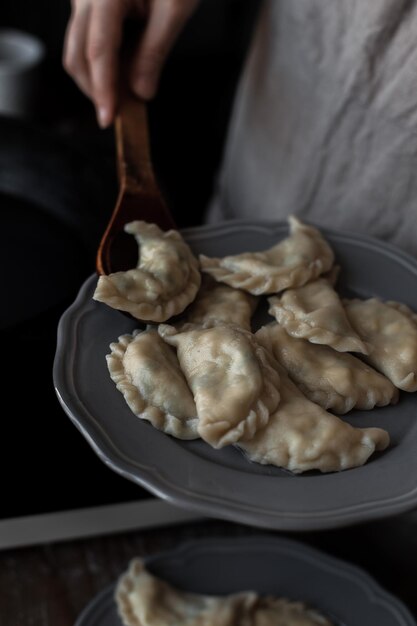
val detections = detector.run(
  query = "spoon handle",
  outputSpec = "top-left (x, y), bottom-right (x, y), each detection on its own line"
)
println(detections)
top-left (115, 91), bottom-right (158, 194)
top-left (96, 91), bottom-right (176, 275)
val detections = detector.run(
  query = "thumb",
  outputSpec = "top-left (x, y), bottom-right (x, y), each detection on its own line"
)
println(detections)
top-left (130, 0), bottom-right (196, 100)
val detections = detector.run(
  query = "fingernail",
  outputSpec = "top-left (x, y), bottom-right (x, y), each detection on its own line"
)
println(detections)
top-left (97, 106), bottom-right (110, 128)
top-left (133, 77), bottom-right (156, 100)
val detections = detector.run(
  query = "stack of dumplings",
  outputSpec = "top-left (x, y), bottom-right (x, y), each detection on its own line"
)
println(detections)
top-left (95, 217), bottom-right (417, 474)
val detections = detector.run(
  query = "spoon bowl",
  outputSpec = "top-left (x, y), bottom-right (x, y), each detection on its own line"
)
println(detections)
top-left (96, 92), bottom-right (176, 275)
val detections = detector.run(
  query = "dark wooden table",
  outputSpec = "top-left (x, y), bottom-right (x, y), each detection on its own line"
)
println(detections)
top-left (1, 513), bottom-right (417, 625)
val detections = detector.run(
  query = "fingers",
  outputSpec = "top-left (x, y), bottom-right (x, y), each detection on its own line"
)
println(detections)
top-left (86, 0), bottom-right (127, 127)
top-left (63, 2), bottom-right (92, 99)
top-left (64, 0), bottom-right (130, 128)
top-left (63, 0), bottom-right (199, 124)
top-left (130, 0), bottom-right (198, 100)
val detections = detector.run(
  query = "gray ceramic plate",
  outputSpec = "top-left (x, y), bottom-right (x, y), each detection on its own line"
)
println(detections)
top-left (54, 220), bottom-right (417, 531)
top-left (74, 535), bottom-right (416, 626)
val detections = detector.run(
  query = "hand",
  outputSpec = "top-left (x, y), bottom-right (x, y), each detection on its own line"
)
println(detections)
top-left (63, 0), bottom-right (199, 128)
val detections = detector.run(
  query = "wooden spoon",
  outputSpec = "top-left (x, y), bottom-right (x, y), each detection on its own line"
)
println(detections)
top-left (96, 92), bottom-right (176, 275)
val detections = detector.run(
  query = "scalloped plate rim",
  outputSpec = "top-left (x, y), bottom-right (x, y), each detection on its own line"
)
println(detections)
top-left (54, 219), bottom-right (417, 531)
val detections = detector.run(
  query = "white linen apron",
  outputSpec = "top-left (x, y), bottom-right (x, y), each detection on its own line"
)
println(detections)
top-left (207, 0), bottom-right (417, 256)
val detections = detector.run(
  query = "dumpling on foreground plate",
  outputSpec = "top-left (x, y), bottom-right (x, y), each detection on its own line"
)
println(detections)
top-left (252, 597), bottom-right (333, 626)
top-left (344, 298), bottom-right (417, 392)
top-left (116, 558), bottom-right (334, 626)
top-left (116, 558), bottom-right (257, 626)
top-left (93, 221), bottom-right (201, 322)
top-left (268, 276), bottom-right (367, 354)
top-left (237, 358), bottom-right (390, 474)
top-left (256, 324), bottom-right (398, 414)
top-left (177, 276), bottom-right (258, 331)
top-left (158, 324), bottom-right (280, 448)
top-left (107, 329), bottom-right (199, 439)
top-left (199, 216), bottom-right (334, 295)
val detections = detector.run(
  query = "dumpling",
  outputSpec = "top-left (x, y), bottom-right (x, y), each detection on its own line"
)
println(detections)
top-left (199, 216), bottom-right (334, 295)
top-left (344, 298), bottom-right (417, 392)
top-left (116, 559), bottom-right (333, 626)
top-left (385, 300), bottom-right (417, 324)
top-left (159, 324), bottom-right (280, 448)
top-left (238, 361), bottom-right (390, 473)
top-left (107, 329), bottom-right (199, 439)
top-left (116, 558), bottom-right (257, 626)
top-left (253, 598), bottom-right (333, 626)
top-left (94, 221), bottom-right (201, 322)
top-left (178, 276), bottom-right (258, 331)
top-left (257, 324), bottom-right (398, 414)
top-left (268, 277), bottom-right (367, 353)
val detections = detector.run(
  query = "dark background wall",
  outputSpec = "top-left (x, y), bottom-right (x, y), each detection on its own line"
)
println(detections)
top-left (0, 0), bottom-right (261, 229)
top-left (0, 1), bottom-right (261, 520)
